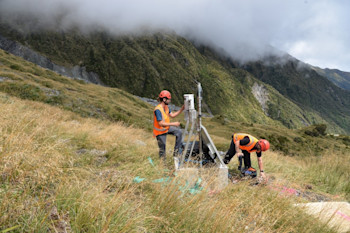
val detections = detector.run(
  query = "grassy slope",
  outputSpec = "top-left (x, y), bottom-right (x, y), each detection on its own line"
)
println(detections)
top-left (0, 46), bottom-right (350, 232)
top-left (1, 92), bottom-right (348, 232)
top-left (1, 23), bottom-right (345, 133)
top-left (0, 49), bottom-right (154, 130)
top-left (1, 48), bottom-right (349, 157)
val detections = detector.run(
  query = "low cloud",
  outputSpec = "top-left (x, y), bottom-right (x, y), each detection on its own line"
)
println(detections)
top-left (1, 0), bottom-right (349, 70)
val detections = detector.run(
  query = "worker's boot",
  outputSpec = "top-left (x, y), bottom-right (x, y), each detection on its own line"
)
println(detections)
top-left (245, 167), bottom-right (257, 178)
top-left (247, 167), bottom-right (256, 172)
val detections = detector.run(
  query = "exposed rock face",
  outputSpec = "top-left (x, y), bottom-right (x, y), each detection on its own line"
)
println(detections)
top-left (0, 34), bottom-right (103, 85)
top-left (251, 82), bottom-right (269, 115)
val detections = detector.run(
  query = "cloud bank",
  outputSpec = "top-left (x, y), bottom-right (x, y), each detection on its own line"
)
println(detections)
top-left (1, 0), bottom-right (350, 71)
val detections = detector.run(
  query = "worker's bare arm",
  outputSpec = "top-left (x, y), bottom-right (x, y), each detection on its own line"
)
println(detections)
top-left (159, 120), bottom-right (180, 127)
top-left (234, 140), bottom-right (243, 157)
top-left (169, 105), bottom-right (185, 118)
top-left (257, 156), bottom-right (266, 179)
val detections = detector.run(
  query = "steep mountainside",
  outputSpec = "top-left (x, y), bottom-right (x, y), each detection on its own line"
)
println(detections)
top-left (243, 56), bottom-right (350, 134)
top-left (312, 66), bottom-right (350, 91)
top-left (0, 22), bottom-right (349, 134)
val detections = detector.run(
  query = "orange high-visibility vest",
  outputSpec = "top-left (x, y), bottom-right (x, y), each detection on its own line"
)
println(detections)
top-left (233, 133), bottom-right (259, 152)
top-left (153, 104), bottom-right (170, 137)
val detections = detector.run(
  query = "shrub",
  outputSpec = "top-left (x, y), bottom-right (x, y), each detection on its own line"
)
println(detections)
top-left (293, 137), bottom-right (303, 143)
top-left (10, 64), bottom-right (23, 71)
top-left (314, 124), bottom-right (327, 136)
top-left (304, 124), bottom-right (327, 137)
top-left (0, 83), bottom-right (44, 101)
top-left (342, 136), bottom-right (350, 146)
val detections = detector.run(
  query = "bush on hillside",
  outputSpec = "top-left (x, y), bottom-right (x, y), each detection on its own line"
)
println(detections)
top-left (304, 124), bottom-right (327, 137)
top-left (341, 136), bottom-right (350, 146)
top-left (266, 134), bottom-right (290, 155)
top-left (0, 82), bottom-right (45, 101)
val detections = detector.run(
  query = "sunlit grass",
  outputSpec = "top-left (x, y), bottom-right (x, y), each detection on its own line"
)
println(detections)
top-left (0, 94), bottom-right (344, 232)
top-left (0, 48), bottom-right (348, 232)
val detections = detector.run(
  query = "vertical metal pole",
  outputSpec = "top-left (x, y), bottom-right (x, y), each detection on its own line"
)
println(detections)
top-left (197, 83), bottom-right (203, 168)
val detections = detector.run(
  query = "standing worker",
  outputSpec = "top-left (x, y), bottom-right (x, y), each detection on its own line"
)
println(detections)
top-left (223, 133), bottom-right (270, 180)
top-left (153, 90), bottom-right (185, 162)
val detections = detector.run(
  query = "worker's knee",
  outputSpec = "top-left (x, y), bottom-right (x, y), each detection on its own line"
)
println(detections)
top-left (168, 126), bottom-right (182, 137)
top-left (174, 128), bottom-right (182, 137)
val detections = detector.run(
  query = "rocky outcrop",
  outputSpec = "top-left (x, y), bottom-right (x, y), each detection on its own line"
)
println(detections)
top-left (251, 82), bottom-right (269, 115)
top-left (0, 34), bottom-right (103, 85)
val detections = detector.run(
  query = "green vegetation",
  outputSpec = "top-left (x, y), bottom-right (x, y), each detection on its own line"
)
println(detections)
top-left (0, 47), bottom-right (349, 232)
top-left (1, 47), bottom-right (349, 158)
top-left (245, 59), bottom-right (350, 134)
top-left (0, 49), bottom-right (154, 130)
top-left (313, 66), bottom-right (350, 91)
top-left (1, 22), bottom-right (350, 134)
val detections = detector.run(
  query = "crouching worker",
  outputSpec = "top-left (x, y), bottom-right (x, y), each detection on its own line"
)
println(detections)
top-left (153, 90), bottom-right (185, 162)
top-left (223, 133), bottom-right (270, 180)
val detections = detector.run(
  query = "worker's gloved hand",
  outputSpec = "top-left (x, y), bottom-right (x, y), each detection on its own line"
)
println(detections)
top-left (260, 171), bottom-right (267, 182)
top-left (235, 152), bottom-right (243, 157)
top-left (174, 122), bottom-right (181, 127)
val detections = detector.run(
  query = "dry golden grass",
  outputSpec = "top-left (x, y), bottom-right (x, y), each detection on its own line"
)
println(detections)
top-left (0, 93), bottom-right (157, 232)
top-left (1, 93), bottom-right (344, 232)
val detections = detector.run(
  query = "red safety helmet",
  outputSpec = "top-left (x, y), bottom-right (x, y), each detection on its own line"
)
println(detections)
top-left (159, 90), bottom-right (171, 99)
top-left (258, 139), bottom-right (270, 151)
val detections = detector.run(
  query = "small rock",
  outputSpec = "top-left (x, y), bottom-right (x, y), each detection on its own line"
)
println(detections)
top-left (76, 149), bottom-right (88, 155)
top-left (0, 76), bottom-right (9, 82)
top-left (41, 87), bottom-right (60, 97)
top-left (49, 206), bottom-right (59, 220)
top-left (48, 206), bottom-right (71, 233)
top-left (90, 149), bottom-right (107, 156)
top-left (305, 184), bottom-right (313, 190)
top-left (231, 179), bottom-right (239, 184)
top-left (76, 149), bottom-right (107, 157)
top-left (135, 140), bottom-right (146, 146)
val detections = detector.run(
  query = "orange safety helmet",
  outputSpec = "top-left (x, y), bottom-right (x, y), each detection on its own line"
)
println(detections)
top-left (258, 139), bottom-right (270, 151)
top-left (159, 90), bottom-right (171, 99)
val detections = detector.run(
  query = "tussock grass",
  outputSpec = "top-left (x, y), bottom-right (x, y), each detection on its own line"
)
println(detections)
top-left (256, 151), bottom-right (350, 201)
top-left (0, 94), bottom-right (342, 232)
top-left (302, 152), bottom-right (350, 198)
top-left (0, 48), bottom-right (348, 232)
top-left (0, 94), bottom-right (156, 232)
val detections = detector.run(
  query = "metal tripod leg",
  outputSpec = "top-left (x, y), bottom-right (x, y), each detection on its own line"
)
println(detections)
top-left (179, 121), bottom-right (196, 167)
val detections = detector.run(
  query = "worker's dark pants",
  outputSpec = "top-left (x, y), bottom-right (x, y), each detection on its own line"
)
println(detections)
top-left (156, 126), bottom-right (182, 160)
top-left (224, 139), bottom-right (251, 168)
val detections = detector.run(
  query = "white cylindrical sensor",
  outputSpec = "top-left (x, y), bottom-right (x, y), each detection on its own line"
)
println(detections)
top-left (184, 94), bottom-right (194, 110)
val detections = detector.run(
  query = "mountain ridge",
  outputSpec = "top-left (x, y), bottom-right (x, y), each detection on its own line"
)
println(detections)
top-left (312, 66), bottom-right (350, 91)
top-left (0, 22), bottom-right (349, 134)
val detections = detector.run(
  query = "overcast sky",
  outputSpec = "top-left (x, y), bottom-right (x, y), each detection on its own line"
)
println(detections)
top-left (1, 0), bottom-right (350, 71)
